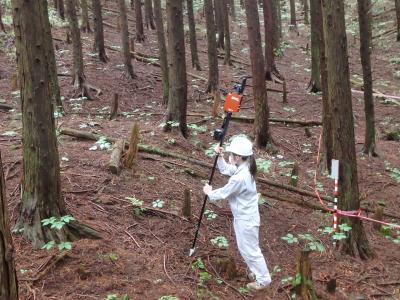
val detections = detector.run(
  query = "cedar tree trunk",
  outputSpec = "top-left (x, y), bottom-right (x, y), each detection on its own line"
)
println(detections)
top-left (58, 0), bottom-right (65, 20)
top-left (303, 0), bottom-right (309, 25)
top-left (92, 0), bottom-right (108, 62)
top-left (215, 0), bottom-right (225, 49)
top-left (204, 0), bottom-right (219, 93)
top-left (118, 0), bottom-right (135, 78)
top-left (135, 0), bottom-right (145, 41)
top-left (263, 0), bottom-right (275, 79)
top-left (223, 0), bottom-right (232, 65)
top-left (289, 0), bottom-right (297, 28)
top-left (396, 0), bottom-right (400, 41)
top-left (144, 0), bottom-right (156, 29)
top-left (187, 0), bottom-right (201, 70)
top-left (81, 0), bottom-right (91, 32)
top-left (0, 5), bottom-right (5, 32)
top-left (309, 0), bottom-right (321, 92)
top-left (229, 0), bottom-right (236, 21)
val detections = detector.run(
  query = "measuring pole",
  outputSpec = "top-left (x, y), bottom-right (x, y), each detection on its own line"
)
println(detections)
top-left (331, 159), bottom-right (339, 246)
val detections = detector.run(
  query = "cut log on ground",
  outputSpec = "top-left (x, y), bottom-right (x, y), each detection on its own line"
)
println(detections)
top-left (109, 139), bottom-right (125, 175)
top-left (0, 103), bottom-right (14, 110)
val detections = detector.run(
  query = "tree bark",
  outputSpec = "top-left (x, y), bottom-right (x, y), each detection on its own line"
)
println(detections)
top-left (109, 139), bottom-right (125, 174)
top-left (303, 0), bottom-right (309, 25)
top-left (80, 0), bottom-right (91, 32)
top-left (144, 0), bottom-right (156, 29)
top-left (263, 0), bottom-right (275, 79)
top-left (58, 0), bottom-right (65, 20)
top-left (322, 0), bottom-right (372, 259)
top-left (271, 0), bottom-right (279, 49)
top-left (67, 0), bottom-right (91, 98)
top-left (135, 0), bottom-right (145, 41)
top-left (357, 0), bottom-right (376, 156)
top-left (396, 0), bottom-right (400, 41)
top-left (295, 250), bottom-right (317, 299)
top-left (289, 0), bottom-right (297, 28)
top-left (244, 0), bottom-right (272, 147)
top-left (92, 0), bottom-right (108, 62)
top-left (154, 0), bottom-right (170, 104)
top-left (214, 0), bottom-right (225, 49)
top-left (0, 5), bottom-right (5, 32)
top-left (43, 0), bottom-right (64, 111)
top-left (166, 0), bottom-right (188, 137)
top-left (118, 0), bottom-right (135, 78)
top-left (309, 0), bottom-right (321, 92)
top-left (187, 0), bottom-right (202, 70)
top-left (229, 0), bottom-right (236, 21)
top-left (222, 0), bottom-right (232, 65)
top-left (276, 0), bottom-right (283, 39)
top-left (0, 151), bottom-right (18, 300)
top-left (13, 0), bottom-right (83, 248)
top-left (204, 0), bottom-right (219, 93)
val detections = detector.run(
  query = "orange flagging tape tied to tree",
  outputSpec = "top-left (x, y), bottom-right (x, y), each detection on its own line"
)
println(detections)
top-left (314, 130), bottom-right (400, 230)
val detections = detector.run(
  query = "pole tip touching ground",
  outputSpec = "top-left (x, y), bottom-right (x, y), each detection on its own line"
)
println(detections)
top-left (188, 248), bottom-right (196, 257)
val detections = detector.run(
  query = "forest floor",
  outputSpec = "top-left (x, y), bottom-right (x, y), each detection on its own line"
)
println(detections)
top-left (0, 1), bottom-right (399, 300)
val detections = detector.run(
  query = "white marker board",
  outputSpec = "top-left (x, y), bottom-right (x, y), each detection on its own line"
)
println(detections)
top-left (331, 159), bottom-right (339, 180)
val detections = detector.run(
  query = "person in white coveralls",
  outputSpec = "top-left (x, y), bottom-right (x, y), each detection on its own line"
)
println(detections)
top-left (203, 135), bottom-right (271, 291)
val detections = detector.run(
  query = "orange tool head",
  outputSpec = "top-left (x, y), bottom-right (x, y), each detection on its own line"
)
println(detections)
top-left (224, 92), bottom-right (243, 113)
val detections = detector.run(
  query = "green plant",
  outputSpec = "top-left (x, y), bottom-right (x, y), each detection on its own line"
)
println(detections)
top-left (188, 124), bottom-right (207, 135)
top-left (321, 223), bottom-right (352, 241)
top-left (159, 296), bottom-right (179, 300)
top-left (281, 233), bottom-right (325, 252)
top-left (89, 136), bottom-right (111, 151)
top-left (102, 294), bottom-right (129, 300)
top-left (198, 271), bottom-right (212, 284)
top-left (210, 236), bottom-right (229, 249)
top-left (204, 210), bottom-right (217, 220)
top-left (40, 214), bottom-right (74, 251)
top-left (239, 287), bottom-right (250, 294)
top-left (126, 197), bottom-right (146, 215)
top-left (152, 199), bottom-right (165, 208)
top-left (109, 253), bottom-right (119, 262)
top-left (191, 257), bottom-right (205, 270)
top-left (256, 158), bottom-right (272, 173)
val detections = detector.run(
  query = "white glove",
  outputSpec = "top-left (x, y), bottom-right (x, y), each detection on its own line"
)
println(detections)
top-left (203, 184), bottom-right (213, 195)
top-left (214, 145), bottom-right (223, 155)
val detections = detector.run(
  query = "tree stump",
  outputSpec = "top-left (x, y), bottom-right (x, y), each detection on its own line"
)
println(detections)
top-left (109, 139), bottom-right (125, 175)
top-left (373, 205), bottom-right (384, 231)
top-left (211, 256), bottom-right (238, 280)
top-left (211, 90), bottom-right (221, 118)
top-left (182, 188), bottom-right (191, 219)
top-left (123, 123), bottom-right (140, 169)
top-left (290, 162), bottom-right (299, 187)
top-left (294, 249), bottom-right (317, 300)
top-left (109, 93), bottom-right (119, 120)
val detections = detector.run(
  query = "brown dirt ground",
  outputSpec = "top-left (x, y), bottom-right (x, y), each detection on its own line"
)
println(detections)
top-left (0, 2), bottom-right (399, 300)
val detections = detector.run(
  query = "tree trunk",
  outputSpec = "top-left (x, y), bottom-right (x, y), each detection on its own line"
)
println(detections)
top-left (13, 0), bottom-right (75, 247)
top-left (244, 0), bottom-right (272, 147)
top-left (166, 0), bottom-right (188, 137)
top-left (135, 0), bottom-right (145, 41)
top-left (58, 0), bottom-right (65, 20)
top-left (118, 0), bottom-right (135, 78)
top-left (303, 0), bottom-right (309, 25)
top-left (0, 151), bottom-right (18, 300)
top-left (357, 0), bottom-right (376, 156)
top-left (80, 0), bottom-right (91, 32)
top-left (154, 0), bottom-right (169, 104)
top-left (144, 0), bottom-right (156, 29)
top-left (295, 250), bottom-right (317, 299)
top-left (67, 0), bottom-right (90, 98)
top-left (0, 5), bottom-right (5, 32)
top-left (263, 0), bottom-right (275, 80)
top-left (214, 0), bottom-right (225, 49)
top-left (229, 0), bottom-right (236, 21)
top-left (322, 0), bottom-right (372, 259)
top-left (204, 0), bottom-right (219, 93)
top-left (92, 0), bottom-right (108, 62)
top-left (42, 0), bottom-right (64, 112)
top-left (309, 0), bottom-right (321, 92)
top-left (289, 0), bottom-right (297, 28)
top-left (223, 0), bottom-right (232, 65)
top-left (396, 0), bottom-right (400, 41)
top-left (271, 0), bottom-right (279, 49)
top-left (187, 0), bottom-right (201, 70)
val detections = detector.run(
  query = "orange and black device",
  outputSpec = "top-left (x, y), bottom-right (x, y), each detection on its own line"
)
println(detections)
top-left (223, 92), bottom-right (243, 113)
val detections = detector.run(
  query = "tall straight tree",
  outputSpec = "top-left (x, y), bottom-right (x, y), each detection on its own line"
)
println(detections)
top-left (13, 0), bottom-right (99, 247)
top-left (118, 0), bottom-right (135, 78)
top-left (67, 0), bottom-right (90, 98)
top-left (289, 0), bottom-right (297, 28)
top-left (357, 0), bottom-right (376, 156)
top-left (263, 0), bottom-right (276, 80)
top-left (0, 152), bottom-right (18, 300)
top-left (396, 0), bottom-right (400, 41)
top-left (244, 0), bottom-right (272, 147)
top-left (135, 0), bottom-right (145, 41)
top-left (42, 0), bottom-right (64, 111)
top-left (166, 0), bottom-right (188, 137)
top-left (229, 0), bottom-right (236, 21)
top-left (308, 0), bottom-right (321, 92)
top-left (57, 0), bottom-right (65, 20)
top-left (271, 0), bottom-right (279, 49)
top-left (214, 0), bottom-right (225, 49)
top-left (222, 0), bottom-right (231, 65)
top-left (187, 0), bottom-right (201, 70)
top-left (303, 0), bottom-right (309, 25)
top-left (0, 5), bottom-right (5, 32)
top-left (92, 0), bottom-right (108, 62)
top-left (154, 0), bottom-right (169, 103)
top-left (81, 0), bottom-right (91, 32)
top-left (322, 0), bottom-right (372, 259)
top-left (144, 0), bottom-right (155, 29)
top-left (204, 0), bottom-right (219, 93)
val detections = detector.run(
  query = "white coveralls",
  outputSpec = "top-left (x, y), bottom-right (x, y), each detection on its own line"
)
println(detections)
top-left (207, 157), bottom-right (272, 286)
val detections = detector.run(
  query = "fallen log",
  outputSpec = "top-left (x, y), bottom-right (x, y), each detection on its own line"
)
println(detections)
top-left (109, 139), bottom-right (125, 174)
top-left (0, 103), bottom-right (14, 110)
top-left (59, 127), bottom-right (400, 221)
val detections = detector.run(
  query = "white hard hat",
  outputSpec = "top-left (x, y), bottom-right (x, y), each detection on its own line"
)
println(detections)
top-left (226, 136), bottom-right (253, 156)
